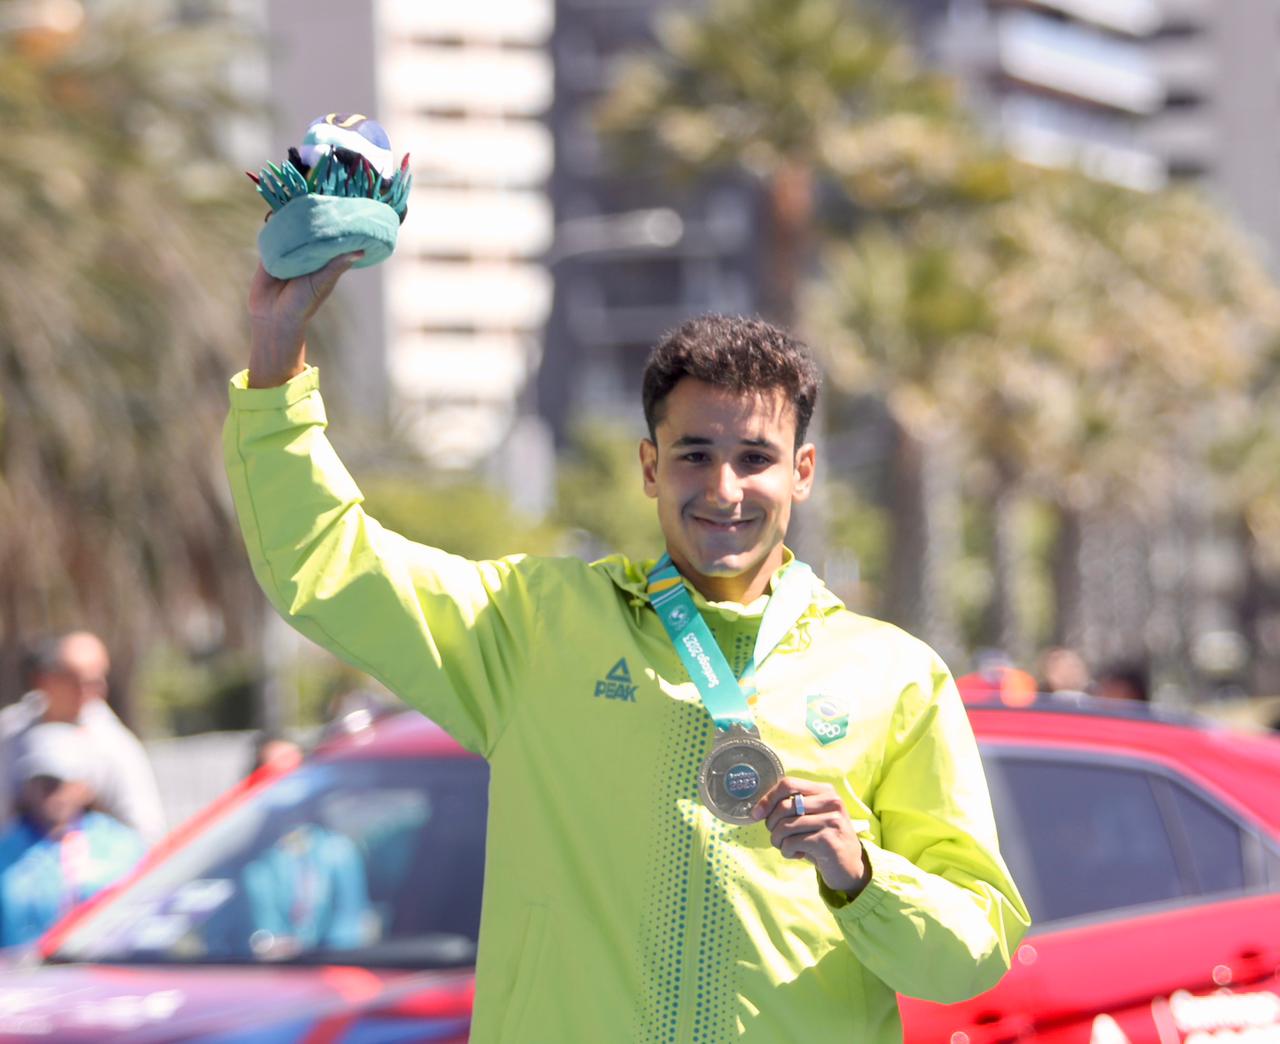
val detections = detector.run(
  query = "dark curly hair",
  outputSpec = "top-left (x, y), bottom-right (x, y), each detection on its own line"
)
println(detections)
top-left (641, 314), bottom-right (821, 448)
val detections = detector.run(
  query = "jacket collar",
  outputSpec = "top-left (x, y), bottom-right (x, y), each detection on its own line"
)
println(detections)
top-left (596, 547), bottom-right (845, 620)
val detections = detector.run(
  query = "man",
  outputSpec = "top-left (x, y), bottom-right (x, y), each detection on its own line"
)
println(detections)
top-left (224, 254), bottom-right (1029, 1042)
top-left (0, 632), bottom-right (166, 843)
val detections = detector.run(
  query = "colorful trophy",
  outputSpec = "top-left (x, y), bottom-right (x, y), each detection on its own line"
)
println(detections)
top-left (249, 113), bottom-right (412, 279)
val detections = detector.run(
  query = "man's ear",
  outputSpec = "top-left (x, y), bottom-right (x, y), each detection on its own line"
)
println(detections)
top-left (640, 439), bottom-right (659, 499)
top-left (792, 442), bottom-right (816, 503)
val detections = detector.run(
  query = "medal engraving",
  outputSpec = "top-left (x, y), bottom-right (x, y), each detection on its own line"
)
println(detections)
top-left (698, 728), bottom-right (783, 825)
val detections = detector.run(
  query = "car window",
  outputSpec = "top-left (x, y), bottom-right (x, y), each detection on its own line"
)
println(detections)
top-left (1159, 779), bottom-right (1246, 896)
top-left (51, 756), bottom-right (489, 969)
top-left (985, 755), bottom-right (1186, 924)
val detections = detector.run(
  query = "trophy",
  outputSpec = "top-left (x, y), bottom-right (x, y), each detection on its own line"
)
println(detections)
top-left (249, 113), bottom-right (412, 279)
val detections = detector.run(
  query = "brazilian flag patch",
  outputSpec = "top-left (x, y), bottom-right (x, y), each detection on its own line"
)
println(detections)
top-left (805, 693), bottom-right (850, 745)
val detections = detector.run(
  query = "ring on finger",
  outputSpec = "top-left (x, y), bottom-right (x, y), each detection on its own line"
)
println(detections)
top-left (792, 793), bottom-right (806, 818)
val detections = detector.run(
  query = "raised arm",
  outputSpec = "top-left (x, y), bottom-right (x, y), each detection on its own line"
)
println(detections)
top-left (246, 252), bottom-right (362, 388)
top-left (225, 257), bottom-right (541, 756)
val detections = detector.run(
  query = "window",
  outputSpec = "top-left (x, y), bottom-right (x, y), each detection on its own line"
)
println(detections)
top-left (985, 755), bottom-right (1186, 923)
top-left (52, 758), bottom-right (490, 969)
top-left (1159, 778), bottom-right (1246, 896)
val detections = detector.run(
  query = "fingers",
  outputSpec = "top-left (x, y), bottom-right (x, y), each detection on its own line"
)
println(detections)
top-left (750, 777), bottom-right (871, 891)
top-left (751, 776), bottom-right (831, 826)
top-left (771, 810), bottom-right (845, 857)
top-left (302, 251), bottom-right (364, 312)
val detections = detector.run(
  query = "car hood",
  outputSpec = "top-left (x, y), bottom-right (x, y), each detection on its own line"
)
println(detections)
top-left (0, 961), bottom-right (473, 1042)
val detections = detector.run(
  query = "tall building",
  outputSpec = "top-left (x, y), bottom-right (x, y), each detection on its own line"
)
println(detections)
top-left (911, 0), bottom-right (1280, 265)
top-left (539, 0), bottom-right (760, 445)
top-left (264, 0), bottom-right (556, 468)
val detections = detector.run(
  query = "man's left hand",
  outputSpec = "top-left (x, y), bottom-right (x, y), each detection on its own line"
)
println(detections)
top-left (751, 777), bottom-right (869, 896)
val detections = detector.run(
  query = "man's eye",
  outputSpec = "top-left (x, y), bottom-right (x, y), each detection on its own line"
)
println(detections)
top-left (681, 452), bottom-right (709, 463)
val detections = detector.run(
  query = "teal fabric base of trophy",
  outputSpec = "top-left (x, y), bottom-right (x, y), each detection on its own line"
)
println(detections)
top-left (258, 195), bottom-right (399, 280)
top-left (249, 113), bottom-right (412, 280)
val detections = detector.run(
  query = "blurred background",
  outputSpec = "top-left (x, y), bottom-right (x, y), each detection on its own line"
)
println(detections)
top-left (4, 0), bottom-right (1280, 819)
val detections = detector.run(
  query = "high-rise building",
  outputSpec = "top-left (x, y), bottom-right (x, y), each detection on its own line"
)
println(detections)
top-left (539, 0), bottom-right (759, 445)
top-left (909, 0), bottom-right (1280, 264)
top-left (264, 0), bottom-right (556, 467)
top-left (261, 0), bottom-right (767, 474)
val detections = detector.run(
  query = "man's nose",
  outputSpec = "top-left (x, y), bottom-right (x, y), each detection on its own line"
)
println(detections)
top-left (707, 463), bottom-right (743, 506)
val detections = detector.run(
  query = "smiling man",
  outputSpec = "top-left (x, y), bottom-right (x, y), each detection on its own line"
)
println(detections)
top-left (224, 256), bottom-right (1028, 1042)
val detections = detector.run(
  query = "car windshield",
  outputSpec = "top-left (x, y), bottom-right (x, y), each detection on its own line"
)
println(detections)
top-left (49, 756), bottom-right (488, 969)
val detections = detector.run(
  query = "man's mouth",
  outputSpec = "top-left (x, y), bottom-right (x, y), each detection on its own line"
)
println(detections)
top-left (691, 515), bottom-right (756, 533)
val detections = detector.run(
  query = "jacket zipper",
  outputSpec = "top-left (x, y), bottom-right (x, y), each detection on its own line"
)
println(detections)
top-left (676, 812), bottom-right (712, 1042)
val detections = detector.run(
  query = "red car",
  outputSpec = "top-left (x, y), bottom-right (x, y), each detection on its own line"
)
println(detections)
top-left (4, 713), bottom-right (482, 1042)
top-left (901, 696), bottom-right (1280, 1043)
top-left (4, 697), bottom-right (1279, 1042)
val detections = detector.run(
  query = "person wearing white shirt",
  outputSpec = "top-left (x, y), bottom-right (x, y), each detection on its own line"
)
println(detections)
top-left (0, 632), bottom-right (166, 844)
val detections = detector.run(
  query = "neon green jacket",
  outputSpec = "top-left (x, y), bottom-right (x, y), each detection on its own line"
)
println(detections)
top-left (224, 368), bottom-right (1030, 1043)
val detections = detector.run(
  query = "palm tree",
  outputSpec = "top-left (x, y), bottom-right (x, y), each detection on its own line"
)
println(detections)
top-left (597, 0), bottom-right (957, 574)
top-left (0, 2), bottom-right (262, 715)
top-left (812, 195), bottom-right (1010, 655)
top-left (815, 163), bottom-right (1280, 665)
top-left (974, 173), bottom-right (1280, 659)
top-left (597, 0), bottom-right (951, 327)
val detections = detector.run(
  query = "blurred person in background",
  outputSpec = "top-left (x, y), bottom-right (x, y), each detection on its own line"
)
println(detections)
top-left (1037, 646), bottom-right (1092, 698)
top-left (242, 819), bottom-right (374, 960)
top-left (0, 632), bottom-right (166, 842)
top-left (956, 648), bottom-right (1038, 706)
top-left (0, 722), bottom-right (145, 947)
top-left (1095, 661), bottom-right (1150, 703)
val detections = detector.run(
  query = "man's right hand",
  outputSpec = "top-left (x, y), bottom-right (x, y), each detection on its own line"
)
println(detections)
top-left (247, 252), bottom-right (363, 388)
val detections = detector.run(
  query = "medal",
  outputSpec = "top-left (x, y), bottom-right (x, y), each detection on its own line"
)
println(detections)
top-left (646, 553), bottom-right (814, 825)
top-left (698, 726), bottom-right (783, 825)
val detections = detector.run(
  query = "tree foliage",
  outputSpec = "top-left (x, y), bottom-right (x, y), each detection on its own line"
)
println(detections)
top-left (601, 0), bottom-right (1280, 675)
top-left (597, 0), bottom-right (943, 181)
top-left (0, 1), bottom-right (261, 698)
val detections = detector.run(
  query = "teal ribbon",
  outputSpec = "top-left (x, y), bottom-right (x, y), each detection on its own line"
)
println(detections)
top-left (646, 554), bottom-right (814, 733)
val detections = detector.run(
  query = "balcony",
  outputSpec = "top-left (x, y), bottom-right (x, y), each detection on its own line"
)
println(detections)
top-left (388, 260), bottom-right (552, 329)
top-left (398, 189), bottom-right (554, 258)
top-left (993, 0), bottom-right (1163, 37)
top-left (379, 0), bottom-right (553, 45)
top-left (1000, 93), bottom-right (1166, 190)
top-left (996, 10), bottom-right (1164, 113)
top-left (389, 116), bottom-right (553, 188)
top-left (382, 44), bottom-right (554, 117)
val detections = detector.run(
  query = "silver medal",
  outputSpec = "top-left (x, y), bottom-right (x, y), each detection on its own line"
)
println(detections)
top-left (697, 725), bottom-right (783, 825)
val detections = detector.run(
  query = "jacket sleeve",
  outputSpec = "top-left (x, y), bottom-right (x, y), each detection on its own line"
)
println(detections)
top-left (222, 367), bottom-right (540, 757)
top-left (821, 652), bottom-right (1031, 1003)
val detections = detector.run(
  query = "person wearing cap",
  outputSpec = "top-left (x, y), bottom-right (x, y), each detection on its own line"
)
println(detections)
top-left (0, 722), bottom-right (145, 948)
top-left (0, 631), bottom-right (166, 843)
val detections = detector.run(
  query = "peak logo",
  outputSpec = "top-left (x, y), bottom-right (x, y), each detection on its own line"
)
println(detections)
top-left (594, 658), bottom-right (638, 702)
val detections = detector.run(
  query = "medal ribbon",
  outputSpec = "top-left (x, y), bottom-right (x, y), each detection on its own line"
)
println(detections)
top-left (646, 553), bottom-right (814, 733)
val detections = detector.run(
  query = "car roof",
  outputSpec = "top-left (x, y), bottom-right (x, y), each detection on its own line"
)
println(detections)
top-left (312, 709), bottom-right (478, 762)
top-left (309, 699), bottom-right (1280, 833)
top-left (968, 697), bottom-right (1280, 834)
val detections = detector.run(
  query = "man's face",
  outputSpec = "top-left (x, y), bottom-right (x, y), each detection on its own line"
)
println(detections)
top-left (21, 776), bottom-right (94, 838)
top-left (640, 378), bottom-right (815, 602)
top-left (36, 634), bottom-right (110, 724)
